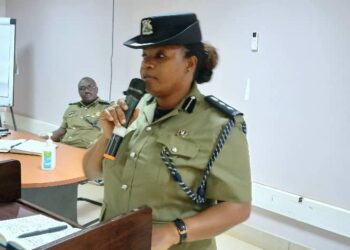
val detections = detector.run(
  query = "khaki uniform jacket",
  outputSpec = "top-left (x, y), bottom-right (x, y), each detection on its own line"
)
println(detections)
top-left (101, 85), bottom-right (251, 250)
top-left (60, 98), bottom-right (110, 148)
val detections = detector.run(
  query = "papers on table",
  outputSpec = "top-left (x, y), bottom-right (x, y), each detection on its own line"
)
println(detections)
top-left (0, 139), bottom-right (57, 155)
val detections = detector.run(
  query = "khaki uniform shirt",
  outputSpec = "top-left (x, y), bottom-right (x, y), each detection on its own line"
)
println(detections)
top-left (60, 98), bottom-right (110, 148)
top-left (101, 85), bottom-right (251, 250)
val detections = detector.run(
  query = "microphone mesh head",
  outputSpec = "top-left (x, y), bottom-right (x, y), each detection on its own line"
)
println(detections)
top-left (127, 78), bottom-right (146, 100)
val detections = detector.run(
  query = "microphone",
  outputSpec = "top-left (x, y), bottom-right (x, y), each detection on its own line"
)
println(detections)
top-left (104, 78), bottom-right (146, 160)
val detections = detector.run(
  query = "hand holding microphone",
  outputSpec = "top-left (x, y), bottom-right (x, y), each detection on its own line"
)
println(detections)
top-left (104, 78), bottom-right (146, 160)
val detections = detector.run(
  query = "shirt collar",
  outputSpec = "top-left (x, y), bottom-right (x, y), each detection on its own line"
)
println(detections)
top-left (142, 84), bottom-right (203, 123)
top-left (79, 97), bottom-right (100, 108)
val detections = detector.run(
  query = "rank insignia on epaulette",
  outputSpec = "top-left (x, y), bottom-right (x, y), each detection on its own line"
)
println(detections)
top-left (204, 95), bottom-right (243, 118)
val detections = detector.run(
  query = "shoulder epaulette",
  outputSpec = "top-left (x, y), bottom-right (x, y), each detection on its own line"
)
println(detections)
top-left (205, 95), bottom-right (243, 117)
top-left (98, 100), bottom-right (110, 105)
top-left (69, 101), bottom-right (80, 106)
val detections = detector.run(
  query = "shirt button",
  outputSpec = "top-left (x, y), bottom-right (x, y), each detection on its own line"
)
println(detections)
top-left (130, 152), bottom-right (136, 158)
top-left (171, 147), bottom-right (178, 153)
top-left (146, 126), bottom-right (152, 132)
top-left (121, 184), bottom-right (128, 190)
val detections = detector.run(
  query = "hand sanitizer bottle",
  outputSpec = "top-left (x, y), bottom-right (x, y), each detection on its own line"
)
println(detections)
top-left (41, 132), bottom-right (56, 170)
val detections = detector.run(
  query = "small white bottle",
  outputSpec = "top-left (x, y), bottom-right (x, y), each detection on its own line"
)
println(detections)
top-left (41, 132), bottom-right (56, 170)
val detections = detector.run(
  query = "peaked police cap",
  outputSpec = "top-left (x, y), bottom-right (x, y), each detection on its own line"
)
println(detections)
top-left (124, 13), bottom-right (202, 49)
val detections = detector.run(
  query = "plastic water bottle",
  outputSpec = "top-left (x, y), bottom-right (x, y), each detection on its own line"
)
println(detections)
top-left (41, 132), bottom-right (56, 170)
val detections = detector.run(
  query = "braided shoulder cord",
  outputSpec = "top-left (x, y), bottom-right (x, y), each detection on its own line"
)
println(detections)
top-left (160, 118), bottom-right (235, 204)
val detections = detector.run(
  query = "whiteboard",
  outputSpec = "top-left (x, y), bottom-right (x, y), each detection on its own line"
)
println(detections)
top-left (0, 18), bottom-right (16, 107)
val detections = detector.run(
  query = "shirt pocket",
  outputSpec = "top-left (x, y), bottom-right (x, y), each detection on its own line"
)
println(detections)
top-left (156, 134), bottom-right (199, 160)
top-left (132, 134), bottom-right (199, 187)
top-left (65, 112), bottom-right (81, 128)
top-left (156, 134), bottom-right (205, 186)
top-left (82, 115), bottom-right (100, 130)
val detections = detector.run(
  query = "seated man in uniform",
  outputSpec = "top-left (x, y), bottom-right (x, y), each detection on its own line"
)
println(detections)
top-left (49, 77), bottom-right (110, 148)
top-left (42, 77), bottom-right (109, 185)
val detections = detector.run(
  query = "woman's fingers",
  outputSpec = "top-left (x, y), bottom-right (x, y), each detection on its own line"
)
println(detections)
top-left (115, 106), bottom-right (126, 125)
top-left (105, 99), bottom-right (140, 126)
top-left (117, 99), bottom-right (128, 111)
top-left (102, 107), bottom-right (114, 122)
top-left (111, 99), bottom-right (128, 125)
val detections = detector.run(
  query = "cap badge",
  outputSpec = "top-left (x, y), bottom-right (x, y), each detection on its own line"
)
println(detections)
top-left (141, 19), bottom-right (153, 35)
top-left (176, 129), bottom-right (189, 137)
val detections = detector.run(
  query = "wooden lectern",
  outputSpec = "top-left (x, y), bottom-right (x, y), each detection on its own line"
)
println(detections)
top-left (0, 160), bottom-right (152, 250)
top-left (0, 159), bottom-right (21, 202)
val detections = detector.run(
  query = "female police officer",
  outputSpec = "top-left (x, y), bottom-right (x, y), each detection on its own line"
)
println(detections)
top-left (83, 13), bottom-right (251, 250)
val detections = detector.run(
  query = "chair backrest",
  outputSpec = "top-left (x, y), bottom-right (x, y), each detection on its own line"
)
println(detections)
top-left (0, 159), bottom-right (21, 202)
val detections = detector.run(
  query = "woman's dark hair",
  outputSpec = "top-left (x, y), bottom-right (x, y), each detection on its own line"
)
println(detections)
top-left (184, 42), bottom-right (218, 84)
